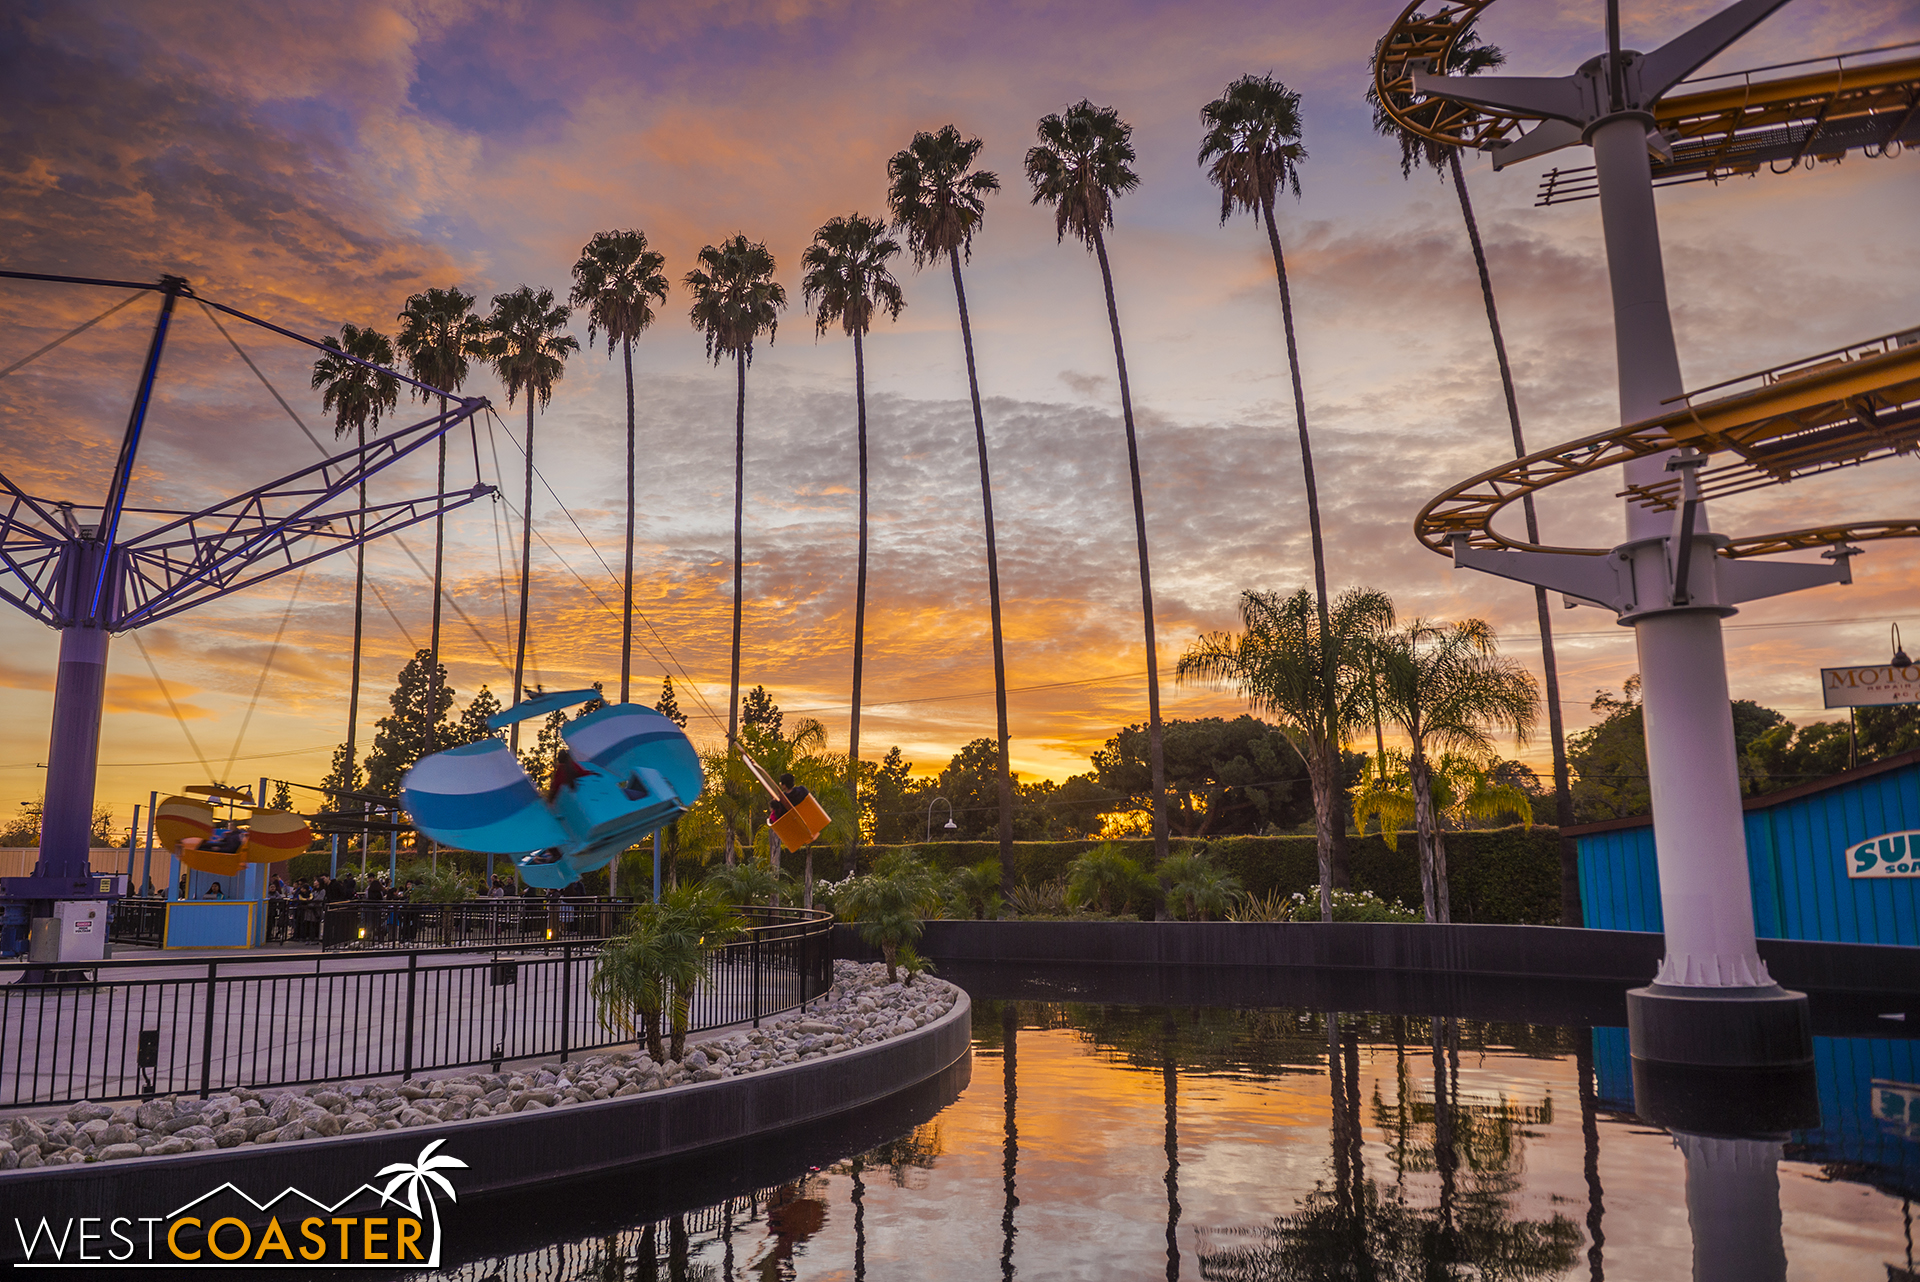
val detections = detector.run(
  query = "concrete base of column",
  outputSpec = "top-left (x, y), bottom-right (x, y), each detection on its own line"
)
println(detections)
top-left (1631, 1055), bottom-right (1819, 1135)
top-left (1627, 982), bottom-right (1812, 1070)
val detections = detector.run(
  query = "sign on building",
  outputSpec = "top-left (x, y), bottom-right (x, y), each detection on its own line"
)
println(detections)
top-left (1821, 663), bottom-right (1920, 708)
top-left (1846, 830), bottom-right (1920, 879)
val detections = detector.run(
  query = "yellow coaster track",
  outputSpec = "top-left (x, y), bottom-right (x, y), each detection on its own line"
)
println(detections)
top-left (1414, 327), bottom-right (1920, 558)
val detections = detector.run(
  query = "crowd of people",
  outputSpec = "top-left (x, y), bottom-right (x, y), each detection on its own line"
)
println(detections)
top-left (258, 870), bottom-right (579, 944)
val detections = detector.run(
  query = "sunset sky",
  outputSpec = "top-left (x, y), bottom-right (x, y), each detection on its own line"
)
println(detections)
top-left (2, 0), bottom-right (1916, 831)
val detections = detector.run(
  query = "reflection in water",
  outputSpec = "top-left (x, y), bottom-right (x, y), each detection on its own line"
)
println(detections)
top-left (418, 1001), bottom-right (1915, 1281)
top-left (1575, 1034), bottom-right (1606, 1282)
top-left (1002, 1001), bottom-right (1018, 1281)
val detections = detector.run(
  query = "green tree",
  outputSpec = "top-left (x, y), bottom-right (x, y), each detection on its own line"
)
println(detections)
top-left (1093, 716), bottom-right (1312, 837)
top-left (1027, 99), bottom-right (1169, 868)
top-left (1199, 75), bottom-right (1345, 886)
top-left (484, 285), bottom-right (579, 753)
top-left (838, 851), bottom-right (943, 982)
top-left (1367, 28), bottom-right (1584, 923)
top-left (654, 675), bottom-right (689, 728)
top-left (887, 125), bottom-right (1016, 901)
top-left (704, 858), bottom-right (791, 907)
top-left (1177, 588), bottom-right (1396, 921)
top-left (862, 746), bottom-right (918, 846)
top-left (948, 858), bottom-right (1003, 919)
top-left (686, 234), bottom-right (786, 864)
top-left (803, 212), bottom-right (906, 881)
top-left (570, 231), bottom-right (670, 707)
top-left (1372, 619), bottom-right (1538, 923)
top-left (395, 286), bottom-right (489, 760)
top-left (449, 686), bottom-right (504, 747)
top-left (311, 322), bottom-right (401, 830)
top-left (363, 648), bottom-right (456, 800)
top-left (740, 684), bottom-right (782, 738)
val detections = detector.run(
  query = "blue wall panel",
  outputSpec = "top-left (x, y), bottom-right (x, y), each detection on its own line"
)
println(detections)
top-left (1578, 760), bottom-right (1920, 946)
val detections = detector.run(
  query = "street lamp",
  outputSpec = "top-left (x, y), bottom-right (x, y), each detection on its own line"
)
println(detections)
top-left (926, 797), bottom-right (958, 842)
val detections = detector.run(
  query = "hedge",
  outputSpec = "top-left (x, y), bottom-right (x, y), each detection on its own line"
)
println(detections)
top-left (845, 825), bottom-right (1564, 926)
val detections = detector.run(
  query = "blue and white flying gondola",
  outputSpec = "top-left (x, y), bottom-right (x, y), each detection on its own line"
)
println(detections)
top-left (402, 692), bottom-right (703, 890)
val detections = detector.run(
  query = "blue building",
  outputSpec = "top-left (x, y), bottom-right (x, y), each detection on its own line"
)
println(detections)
top-left (1571, 747), bottom-right (1920, 945)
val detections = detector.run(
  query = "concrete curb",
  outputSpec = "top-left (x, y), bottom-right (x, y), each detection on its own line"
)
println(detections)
top-left (0, 984), bottom-right (972, 1244)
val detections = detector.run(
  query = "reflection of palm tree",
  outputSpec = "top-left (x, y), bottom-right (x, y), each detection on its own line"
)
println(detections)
top-left (801, 214), bottom-right (905, 880)
top-left (377, 1138), bottom-right (469, 1268)
top-left (1002, 1001), bottom-right (1019, 1282)
top-left (1026, 99), bottom-right (1169, 866)
top-left (1575, 1034), bottom-right (1606, 1281)
top-left (886, 125), bottom-right (1014, 898)
top-left (1164, 1014), bottom-right (1182, 1281)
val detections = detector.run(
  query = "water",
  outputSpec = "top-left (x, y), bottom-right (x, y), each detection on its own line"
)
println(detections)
top-left (422, 973), bottom-right (1920, 1280)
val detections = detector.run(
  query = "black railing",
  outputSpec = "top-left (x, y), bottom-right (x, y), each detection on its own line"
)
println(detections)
top-left (107, 897), bottom-right (166, 947)
top-left (319, 897), bottom-right (634, 952)
top-left (0, 907), bottom-right (834, 1107)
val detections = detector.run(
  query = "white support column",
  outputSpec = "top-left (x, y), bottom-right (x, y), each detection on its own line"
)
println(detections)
top-left (1676, 1133), bottom-right (1788, 1282)
top-left (1591, 112), bottom-right (1771, 991)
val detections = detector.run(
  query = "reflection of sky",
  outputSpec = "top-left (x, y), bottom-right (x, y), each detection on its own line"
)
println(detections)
top-left (1, 1), bottom-right (1916, 820)
top-left (525, 1008), bottom-right (1915, 1279)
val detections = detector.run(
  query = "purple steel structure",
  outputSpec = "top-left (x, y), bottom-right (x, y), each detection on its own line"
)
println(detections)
top-left (0, 272), bottom-right (493, 958)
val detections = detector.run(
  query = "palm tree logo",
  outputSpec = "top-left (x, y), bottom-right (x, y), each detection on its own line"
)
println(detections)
top-left (376, 1138), bottom-right (468, 1267)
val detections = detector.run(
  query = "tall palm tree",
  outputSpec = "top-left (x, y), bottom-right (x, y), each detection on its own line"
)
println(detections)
top-left (484, 285), bottom-right (578, 752)
top-left (801, 213), bottom-right (905, 877)
top-left (1199, 75), bottom-right (1349, 887)
top-left (685, 235), bottom-right (786, 863)
top-left (394, 287), bottom-right (489, 760)
top-left (886, 125), bottom-right (1016, 900)
top-left (311, 323), bottom-right (401, 813)
top-left (569, 230), bottom-right (670, 707)
top-left (1175, 587), bottom-right (1394, 922)
top-left (1025, 99), bottom-right (1170, 866)
top-left (1371, 618), bottom-right (1538, 923)
top-left (1367, 28), bottom-right (1582, 923)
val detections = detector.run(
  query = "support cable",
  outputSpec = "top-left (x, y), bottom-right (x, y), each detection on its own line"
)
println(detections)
top-left (130, 630), bottom-right (213, 779)
top-left (0, 292), bottom-right (148, 384)
top-left (222, 564), bottom-right (309, 781)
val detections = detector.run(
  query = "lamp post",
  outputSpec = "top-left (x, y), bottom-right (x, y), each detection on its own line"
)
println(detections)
top-left (926, 797), bottom-right (958, 843)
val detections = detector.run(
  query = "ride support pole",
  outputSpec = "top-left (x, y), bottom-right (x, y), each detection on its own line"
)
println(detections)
top-left (1591, 114), bottom-right (1775, 992)
top-left (37, 624), bottom-right (110, 882)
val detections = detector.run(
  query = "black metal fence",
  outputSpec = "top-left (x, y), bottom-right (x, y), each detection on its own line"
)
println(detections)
top-left (317, 897), bottom-right (632, 952)
top-left (0, 907), bottom-right (833, 1107)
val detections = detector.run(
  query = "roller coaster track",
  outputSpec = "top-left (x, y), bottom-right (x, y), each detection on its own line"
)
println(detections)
top-left (1413, 326), bottom-right (1920, 557)
top-left (1373, 3), bottom-right (1920, 189)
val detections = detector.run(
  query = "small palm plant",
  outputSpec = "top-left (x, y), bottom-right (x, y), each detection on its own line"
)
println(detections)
top-left (484, 285), bottom-right (578, 753)
top-left (311, 323), bottom-right (400, 816)
top-left (1065, 843), bottom-right (1152, 917)
top-left (656, 884), bottom-right (746, 1059)
top-left (591, 912), bottom-right (671, 1061)
top-left (1369, 619), bottom-right (1538, 922)
top-left (838, 852), bottom-right (944, 983)
top-left (705, 858), bottom-right (791, 908)
top-left (948, 858), bottom-right (1003, 920)
top-left (1159, 851), bottom-right (1243, 921)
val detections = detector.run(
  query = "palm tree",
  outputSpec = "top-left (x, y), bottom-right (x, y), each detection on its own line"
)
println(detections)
top-left (685, 235), bottom-right (786, 862)
top-left (484, 286), bottom-right (579, 753)
top-left (375, 1139), bottom-right (468, 1268)
top-left (1367, 29), bottom-right (1582, 923)
top-left (394, 287), bottom-right (489, 761)
top-left (569, 231), bottom-right (670, 708)
top-left (1175, 587), bottom-right (1394, 922)
top-left (1025, 100), bottom-right (1170, 867)
top-left (1199, 76), bottom-right (1348, 887)
top-left (801, 213), bottom-right (905, 880)
top-left (1371, 618), bottom-right (1538, 923)
top-left (311, 323), bottom-right (401, 817)
top-left (839, 850), bottom-right (943, 982)
top-left (886, 125), bottom-right (1016, 903)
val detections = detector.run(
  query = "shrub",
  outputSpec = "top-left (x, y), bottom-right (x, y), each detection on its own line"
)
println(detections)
top-left (947, 859), bottom-right (1003, 920)
top-left (1159, 850), bottom-right (1242, 921)
top-left (837, 852), bottom-right (945, 982)
top-left (1065, 844), bottom-right (1154, 916)
top-left (1264, 886), bottom-right (1421, 924)
top-left (1007, 877), bottom-right (1068, 918)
